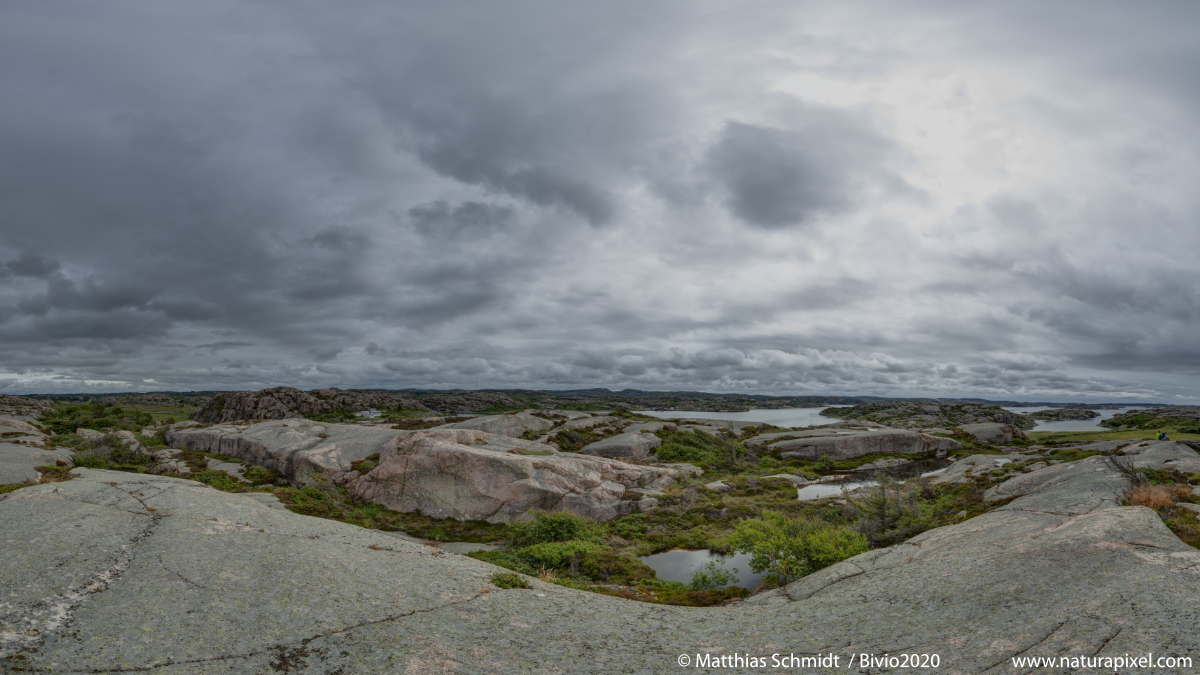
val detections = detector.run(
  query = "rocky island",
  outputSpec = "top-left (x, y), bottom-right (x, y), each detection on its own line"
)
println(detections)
top-left (1028, 408), bottom-right (1102, 420)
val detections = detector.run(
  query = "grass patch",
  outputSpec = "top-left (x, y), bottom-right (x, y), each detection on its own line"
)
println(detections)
top-left (490, 572), bottom-right (531, 589)
top-left (38, 402), bottom-right (156, 436)
top-left (1030, 429), bottom-right (1200, 443)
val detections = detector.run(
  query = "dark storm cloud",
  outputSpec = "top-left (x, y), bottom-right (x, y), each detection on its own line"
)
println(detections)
top-left (408, 201), bottom-right (517, 238)
top-left (1, 0), bottom-right (1199, 400)
top-left (707, 118), bottom-right (898, 228)
top-left (3, 253), bottom-right (61, 279)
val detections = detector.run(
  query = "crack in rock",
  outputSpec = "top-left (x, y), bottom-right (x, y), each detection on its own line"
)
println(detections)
top-left (46, 592), bottom-right (487, 673)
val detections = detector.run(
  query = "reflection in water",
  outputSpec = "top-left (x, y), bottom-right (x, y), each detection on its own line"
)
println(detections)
top-left (639, 549), bottom-right (765, 589)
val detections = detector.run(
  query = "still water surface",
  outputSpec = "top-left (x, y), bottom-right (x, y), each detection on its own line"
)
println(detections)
top-left (1001, 406), bottom-right (1146, 433)
top-left (635, 405), bottom-right (1150, 433)
top-left (639, 549), bottom-right (765, 589)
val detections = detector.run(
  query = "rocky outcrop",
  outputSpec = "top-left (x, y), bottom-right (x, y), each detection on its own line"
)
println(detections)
top-left (0, 421), bottom-right (71, 486)
top-left (958, 422), bottom-right (1029, 444)
top-left (346, 429), bottom-right (680, 522)
top-left (1028, 408), bottom-right (1100, 420)
top-left (931, 454), bottom-right (1025, 485)
top-left (754, 428), bottom-right (961, 460)
top-left (821, 400), bottom-right (1035, 430)
top-left (439, 412), bottom-right (554, 438)
top-left (7, 441), bottom-right (1200, 673)
top-left (166, 419), bottom-right (404, 481)
top-left (1103, 406), bottom-right (1200, 428)
top-left (576, 431), bottom-right (663, 459)
top-left (192, 387), bottom-right (429, 424)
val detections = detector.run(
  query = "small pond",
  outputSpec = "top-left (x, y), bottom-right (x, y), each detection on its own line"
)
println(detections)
top-left (640, 549), bottom-right (765, 589)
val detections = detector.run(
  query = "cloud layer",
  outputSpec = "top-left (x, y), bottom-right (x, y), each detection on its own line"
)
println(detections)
top-left (2, 0), bottom-right (1199, 401)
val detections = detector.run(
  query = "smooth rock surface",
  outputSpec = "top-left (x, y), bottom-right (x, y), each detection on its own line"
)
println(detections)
top-left (0, 442), bottom-right (74, 485)
top-left (440, 412), bottom-right (554, 438)
top-left (166, 419), bottom-right (403, 482)
top-left (347, 429), bottom-right (681, 522)
top-left (7, 442), bottom-right (1200, 673)
top-left (577, 430), bottom-right (662, 459)
top-left (931, 454), bottom-right (1026, 485)
top-left (772, 429), bottom-right (961, 461)
top-left (958, 422), bottom-right (1029, 444)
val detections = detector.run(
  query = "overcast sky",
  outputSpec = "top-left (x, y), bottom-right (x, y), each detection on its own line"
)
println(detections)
top-left (2, 0), bottom-right (1199, 401)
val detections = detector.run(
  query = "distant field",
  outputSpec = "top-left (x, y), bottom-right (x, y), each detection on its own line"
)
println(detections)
top-left (1029, 428), bottom-right (1200, 443)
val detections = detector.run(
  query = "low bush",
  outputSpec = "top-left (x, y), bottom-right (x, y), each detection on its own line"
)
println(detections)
top-left (655, 430), bottom-right (744, 469)
top-left (507, 510), bottom-right (605, 547)
top-left (192, 469), bottom-right (245, 492)
top-left (517, 540), bottom-right (607, 570)
top-left (490, 572), bottom-right (531, 589)
top-left (578, 550), bottom-right (656, 584)
top-left (730, 511), bottom-right (868, 585)
top-left (845, 475), bottom-right (942, 548)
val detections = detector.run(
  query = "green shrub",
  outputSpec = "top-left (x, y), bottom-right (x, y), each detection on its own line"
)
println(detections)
top-left (192, 469), bottom-right (244, 492)
top-left (507, 510), bottom-right (605, 547)
top-left (38, 403), bottom-right (154, 436)
top-left (730, 511), bottom-right (868, 585)
top-left (813, 455), bottom-right (837, 472)
top-left (655, 430), bottom-right (744, 468)
top-left (845, 475), bottom-right (940, 548)
top-left (243, 465), bottom-right (283, 486)
top-left (689, 559), bottom-right (738, 591)
top-left (74, 452), bottom-right (112, 469)
top-left (490, 572), bottom-right (531, 589)
top-left (578, 550), bottom-right (657, 584)
top-left (515, 540), bottom-right (607, 570)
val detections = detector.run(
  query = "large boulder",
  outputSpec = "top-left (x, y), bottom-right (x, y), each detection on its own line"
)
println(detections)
top-left (346, 429), bottom-right (679, 522)
top-left (768, 429), bottom-right (961, 461)
top-left (958, 422), bottom-right (1029, 444)
top-left (439, 412), bottom-right (554, 438)
top-left (166, 419), bottom-right (403, 482)
top-left (577, 431), bottom-right (663, 459)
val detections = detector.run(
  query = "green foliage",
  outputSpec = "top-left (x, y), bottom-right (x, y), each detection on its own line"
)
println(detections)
top-left (730, 511), bottom-right (868, 585)
top-left (845, 476), bottom-right (947, 548)
top-left (813, 455), bottom-right (836, 472)
top-left (577, 550), bottom-right (656, 584)
top-left (507, 510), bottom-right (606, 547)
top-left (552, 428), bottom-right (604, 452)
top-left (688, 559), bottom-right (738, 591)
top-left (192, 469), bottom-right (244, 491)
top-left (517, 540), bottom-right (607, 570)
top-left (39, 402), bottom-right (154, 436)
top-left (72, 433), bottom-right (152, 470)
top-left (490, 572), bottom-right (531, 589)
top-left (243, 465), bottom-right (283, 486)
top-left (74, 453), bottom-right (112, 469)
top-left (655, 430), bottom-right (744, 469)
